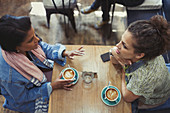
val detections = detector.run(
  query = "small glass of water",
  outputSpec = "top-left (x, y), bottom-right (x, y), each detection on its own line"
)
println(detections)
top-left (82, 72), bottom-right (94, 84)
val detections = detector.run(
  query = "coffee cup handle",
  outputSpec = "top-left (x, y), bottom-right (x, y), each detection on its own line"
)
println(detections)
top-left (104, 93), bottom-right (107, 100)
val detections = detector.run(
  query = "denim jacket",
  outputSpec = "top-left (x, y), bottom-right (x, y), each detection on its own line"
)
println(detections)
top-left (0, 40), bottom-right (66, 113)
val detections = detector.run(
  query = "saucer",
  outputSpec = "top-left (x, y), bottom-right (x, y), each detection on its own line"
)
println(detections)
top-left (101, 85), bottom-right (121, 106)
top-left (60, 67), bottom-right (79, 85)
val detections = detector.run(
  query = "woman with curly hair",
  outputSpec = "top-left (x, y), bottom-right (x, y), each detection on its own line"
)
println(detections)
top-left (110, 15), bottom-right (170, 112)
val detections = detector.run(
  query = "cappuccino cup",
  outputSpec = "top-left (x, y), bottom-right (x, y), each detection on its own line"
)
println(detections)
top-left (105, 87), bottom-right (118, 101)
top-left (62, 68), bottom-right (75, 80)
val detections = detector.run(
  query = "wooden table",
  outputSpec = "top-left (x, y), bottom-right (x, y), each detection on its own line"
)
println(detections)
top-left (48, 45), bottom-right (132, 113)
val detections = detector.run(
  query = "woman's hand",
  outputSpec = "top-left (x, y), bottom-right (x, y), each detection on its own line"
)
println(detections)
top-left (110, 47), bottom-right (132, 66)
top-left (63, 46), bottom-right (85, 59)
top-left (51, 78), bottom-right (75, 91)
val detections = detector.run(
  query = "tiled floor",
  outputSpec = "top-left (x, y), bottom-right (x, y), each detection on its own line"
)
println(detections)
top-left (29, 1), bottom-right (127, 45)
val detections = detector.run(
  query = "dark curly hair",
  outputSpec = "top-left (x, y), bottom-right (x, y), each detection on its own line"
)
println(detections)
top-left (0, 14), bottom-right (31, 52)
top-left (128, 15), bottom-right (170, 60)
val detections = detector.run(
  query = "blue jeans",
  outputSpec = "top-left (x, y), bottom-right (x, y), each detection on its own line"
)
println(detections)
top-left (90, 0), bottom-right (144, 21)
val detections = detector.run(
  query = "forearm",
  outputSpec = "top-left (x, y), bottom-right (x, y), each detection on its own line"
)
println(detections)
top-left (121, 74), bottom-right (129, 102)
top-left (62, 50), bottom-right (68, 57)
top-left (121, 71), bottom-right (140, 102)
top-left (121, 72), bottom-right (129, 102)
top-left (39, 41), bottom-right (66, 60)
top-left (50, 82), bottom-right (56, 91)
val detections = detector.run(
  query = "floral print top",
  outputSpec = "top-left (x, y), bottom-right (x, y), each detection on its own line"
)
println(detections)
top-left (125, 55), bottom-right (170, 105)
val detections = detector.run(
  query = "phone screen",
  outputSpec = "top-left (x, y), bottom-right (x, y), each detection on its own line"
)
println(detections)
top-left (100, 52), bottom-right (111, 62)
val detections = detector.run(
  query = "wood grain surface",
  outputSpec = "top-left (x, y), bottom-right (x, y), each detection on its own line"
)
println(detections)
top-left (49, 45), bottom-right (132, 113)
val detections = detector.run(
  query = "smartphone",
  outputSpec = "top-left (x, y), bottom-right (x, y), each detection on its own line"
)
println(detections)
top-left (100, 52), bottom-right (113, 62)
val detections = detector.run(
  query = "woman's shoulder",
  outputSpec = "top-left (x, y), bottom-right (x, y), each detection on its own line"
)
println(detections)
top-left (127, 56), bottom-right (169, 94)
top-left (132, 55), bottom-right (169, 80)
top-left (142, 55), bottom-right (166, 68)
top-left (149, 55), bottom-right (165, 63)
top-left (146, 55), bottom-right (167, 70)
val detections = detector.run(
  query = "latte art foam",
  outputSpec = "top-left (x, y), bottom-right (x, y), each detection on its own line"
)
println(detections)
top-left (63, 69), bottom-right (75, 79)
top-left (106, 89), bottom-right (118, 101)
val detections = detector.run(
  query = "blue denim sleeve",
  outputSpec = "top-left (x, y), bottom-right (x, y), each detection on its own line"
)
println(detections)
top-left (3, 81), bottom-right (50, 103)
top-left (166, 63), bottom-right (170, 72)
top-left (47, 82), bottom-right (52, 96)
top-left (39, 41), bottom-right (66, 67)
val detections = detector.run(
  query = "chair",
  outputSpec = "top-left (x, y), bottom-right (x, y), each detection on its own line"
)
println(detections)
top-left (139, 98), bottom-right (170, 113)
top-left (127, 0), bottom-right (170, 63)
top-left (163, 0), bottom-right (170, 22)
top-left (126, 0), bottom-right (163, 25)
top-left (43, 0), bottom-right (79, 33)
top-left (126, 0), bottom-right (170, 63)
top-left (162, 0), bottom-right (170, 63)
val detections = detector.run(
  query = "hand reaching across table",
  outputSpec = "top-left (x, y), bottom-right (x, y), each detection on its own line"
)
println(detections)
top-left (62, 46), bottom-right (85, 59)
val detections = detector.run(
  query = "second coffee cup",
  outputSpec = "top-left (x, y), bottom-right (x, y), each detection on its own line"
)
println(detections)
top-left (105, 87), bottom-right (118, 102)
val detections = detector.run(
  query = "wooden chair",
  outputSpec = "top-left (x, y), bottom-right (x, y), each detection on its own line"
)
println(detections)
top-left (43, 0), bottom-right (79, 33)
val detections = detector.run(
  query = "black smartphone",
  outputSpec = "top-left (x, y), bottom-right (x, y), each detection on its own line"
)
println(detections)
top-left (100, 52), bottom-right (112, 62)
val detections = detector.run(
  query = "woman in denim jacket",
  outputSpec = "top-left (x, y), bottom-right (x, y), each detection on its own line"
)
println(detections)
top-left (0, 15), bottom-right (84, 113)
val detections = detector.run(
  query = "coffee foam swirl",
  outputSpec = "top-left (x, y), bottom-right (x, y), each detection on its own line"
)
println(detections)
top-left (63, 69), bottom-right (75, 79)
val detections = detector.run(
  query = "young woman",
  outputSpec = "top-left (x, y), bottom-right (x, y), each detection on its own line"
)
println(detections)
top-left (110, 15), bottom-right (170, 112)
top-left (0, 15), bottom-right (85, 113)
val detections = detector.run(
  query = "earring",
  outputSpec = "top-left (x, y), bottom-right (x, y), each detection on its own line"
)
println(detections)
top-left (16, 50), bottom-right (20, 53)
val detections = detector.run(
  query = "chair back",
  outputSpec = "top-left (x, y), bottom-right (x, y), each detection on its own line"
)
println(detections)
top-left (43, 0), bottom-right (77, 8)
top-left (127, 0), bottom-right (162, 10)
top-left (162, 0), bottom-right (170, 21)
top-left (126, 0), bottom-right (163, 25)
